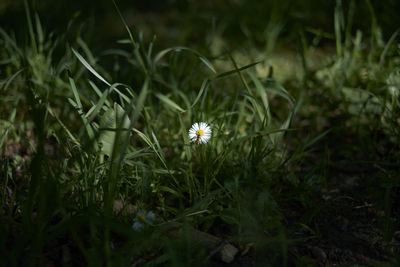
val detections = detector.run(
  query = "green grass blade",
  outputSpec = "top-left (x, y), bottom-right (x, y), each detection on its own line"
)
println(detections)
top-left (86, 83), bottom-right (123, 123)
top-left (304, 129), bottom-right (331, 149)
top-left (190, 78), bottom-right (210, 108)
top-left (154, 46), bottom-right (216, 73)
top-left (68, 76), bottom-right (95, 139)
top-left (334, 0), bottom-right (343, 58)
top-left (179, 114), bottom-right (192, 161)
top-left (213, 61), bottom-right (262, 80)
top-left (46, 105), bottom-right (80, 146)
top-left (155, 93), bottom-right (185, 113)
top-left (112, 0), bottom-right (137, 49)
top-left (248, 71), bottom-right (271, 126)
top-left (1, 69), bottom-right (24, 91)
top-left (379, 29), bottom-right (399, 67)
top-left (0, 28), bottom-right (23, 57)
top-left (72, 48), bottom-right (111, 86)
top-left (24, 0), bottom-right (37, 55)
top-left (34, 13), bottom-right (44, 53)
top-left (77, 38), bottom-right (96, 66)
top-left (89, 81), bottom-right (111, 107)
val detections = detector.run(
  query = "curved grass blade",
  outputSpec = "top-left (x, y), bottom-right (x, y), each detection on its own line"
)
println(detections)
top-left (190, 78), bottom-right (210, 108)
top-left (379, 29), bottom-right (399, 67)
top-left (264, 78), bottom-right (295, 104)
top-left (46, 105), bottom-right (80, 146)
top-left (1, 69), bottom-right (24, 91)
top-left (155, 93), bottom-right (185, 113)
top-left (154, 46), bottom-right (216, 73)
top-left (68, 75), bottom-right (95, 139)
top-left (86, 83), bottom-right (123, 123)
top-left (72, 48), bottom-right (111, 86)
top-left (0, 28), bottom-right (23, 57)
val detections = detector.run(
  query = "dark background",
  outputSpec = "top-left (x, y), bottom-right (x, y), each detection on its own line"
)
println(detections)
top-left (1, 0), bottom-right (399, 49)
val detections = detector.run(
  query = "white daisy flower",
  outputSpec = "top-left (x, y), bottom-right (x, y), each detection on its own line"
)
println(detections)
top-left (132, 210), bottom-right (155, 231)
top-left (189, 122), bottom-right (212, 144)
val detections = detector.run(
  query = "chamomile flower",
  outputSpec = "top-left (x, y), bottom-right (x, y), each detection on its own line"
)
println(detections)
top-left (189, 122), bottom-right (212, 144)
top-left (132, 210), bottom-right (155, 231)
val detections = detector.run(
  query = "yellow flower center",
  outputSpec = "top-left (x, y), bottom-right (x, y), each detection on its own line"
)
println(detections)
top-left (139, 215), bottom-right (147, 221)
top-left (196, 129), bottom-right (204, 136)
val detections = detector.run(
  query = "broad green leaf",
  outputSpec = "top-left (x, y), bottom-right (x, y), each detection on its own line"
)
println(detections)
top-left (99, 103), bottom-right (131, 157)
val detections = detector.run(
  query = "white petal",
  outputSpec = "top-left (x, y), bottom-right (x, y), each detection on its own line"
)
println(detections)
top-left (133, 221), bottom-right (144, 231)
top-left (146, 211), bottom-right (156, 221)
top-left (189, 133), bottom-right (196, 140)
top-left (201, 135), bottom-right (210, 143)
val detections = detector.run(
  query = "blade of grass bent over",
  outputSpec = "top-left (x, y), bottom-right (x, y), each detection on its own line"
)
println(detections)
top-left (72, 48), bottom-right (111, 87)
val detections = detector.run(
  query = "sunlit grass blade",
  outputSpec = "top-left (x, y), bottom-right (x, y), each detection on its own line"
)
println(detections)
top-left (86, 83), bottom-right (123, 123)
top-left (46, 105), bottom-right (80, 146)
top-left (131, 128), bottom-right (169, 171)
top-left (68, 75), bottom-right (95, 139)
top-left (72, 48), bottom-right (111, 86)
top-left (77, 38), bottom-right (96, 66)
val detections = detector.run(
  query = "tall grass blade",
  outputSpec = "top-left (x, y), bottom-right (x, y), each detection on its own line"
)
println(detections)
top-left (72, 48), bottom-right (111, 86)
top-left (154, 46), bottom-right (216, 73)
top-left (68, 75), bottom-right (95, 139)
top-left (1, 69), bottom-right (24, 91)
top-left (24, 0), bottom-right (37, 55)
top-left (155, 93), bottom-right (185, 113)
